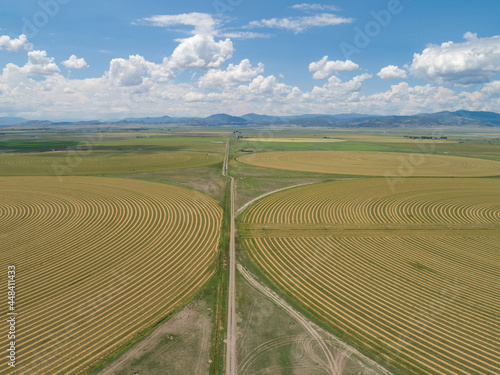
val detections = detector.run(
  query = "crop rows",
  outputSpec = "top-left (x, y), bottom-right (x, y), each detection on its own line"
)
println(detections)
top-left (237, 151), bottom-right (500, 176)
top-left (240, 178), bottom-right (500, 374)
top-left (0, 176), bottom-right (223, 374)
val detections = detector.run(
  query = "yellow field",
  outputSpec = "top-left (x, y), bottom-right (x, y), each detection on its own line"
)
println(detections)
top-left (337, 135), bottom-right (456, 143)
top-left (240, 178), bottom-right (500, 375)
top-left (242, 137), bottom-right (346, 143)
top-left (0, 150), bottom-right (223, 176)
top-left (237, 150), bottom-right (500, 176)
top-left (0, 177), bottom-right (222, 374)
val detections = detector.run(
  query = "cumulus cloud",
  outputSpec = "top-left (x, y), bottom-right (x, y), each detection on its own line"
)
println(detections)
top-left (290, 3), bottom-right (339, 11)
top-left (481, 80), bottom-right (500, 98)
top-left (198, 59), bottom-right (264, 90)
top-left (377, 65), bottom-right (408, 80)
top-left (62, 55), bottom-right (89, 69)
top-left (309, 56), bottom-right (359, 79)
top-left (246, 14), bottom-right (353, 33)
top-left (367, 82), bottom-right (462, 113)
top-left (307, 73), bottom-right (372, 101)
top-left (22, 50), bottom-right (60, 76)
top-left (410, 33), bottom-right (500, 85)
top-left (0, 34), bottom-right (31, 52)
top-left (138, 13), bottom-right (218, 35)
top-left (169, 34), bottom-right (233, 70)
top-left (105, 55), bottom-right (173, 86)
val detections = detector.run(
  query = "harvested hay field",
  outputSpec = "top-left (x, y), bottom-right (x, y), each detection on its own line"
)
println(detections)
top-left (0, 176), bottom-right (222, 374)
top-left (242, 137), bottom-right (346, 143)
top-left (237, 151), bottom-right (500, 176)
top-left (240, 178), bottom-right (500, 375)
top-left (0, 150), bottom-right (223, 176)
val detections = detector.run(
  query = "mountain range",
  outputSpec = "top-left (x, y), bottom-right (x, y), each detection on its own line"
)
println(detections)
top-left (1, 110), bottom-right (500, 128)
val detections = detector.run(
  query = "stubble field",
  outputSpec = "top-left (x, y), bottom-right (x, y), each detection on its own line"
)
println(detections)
top-left (237, 150), bottom-right (500, 176)
top-left (0, 176), bottom-right (222, 374)
top-left (239, 178), bottom-right (500, 374)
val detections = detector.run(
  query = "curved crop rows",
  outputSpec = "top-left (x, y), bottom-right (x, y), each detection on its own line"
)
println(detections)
top-left (0, 176), bottom-right (222, 375)
top-left (237, 151), bottom-right (500, 177)
top-left (0, 150), bottom-right (223, 176)
top-left (240, 178), bottom-right (500, 375)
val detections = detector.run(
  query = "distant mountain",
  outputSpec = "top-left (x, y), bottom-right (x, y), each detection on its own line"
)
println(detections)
top-left (241, 113), bottom-right (284, 123)
top-left (453, 110), bottom-right (500, 125)
top-left (122, 115), bottom-right (174, 124)
top-left (202, 113), bottom-right (248, 126)
top-left (0, 116), bottom-right (27, 125)
top-left (2, 110), bottom-right (500, 128)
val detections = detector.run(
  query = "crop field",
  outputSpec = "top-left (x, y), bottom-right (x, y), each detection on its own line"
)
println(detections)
top-left (240, 178), bottom-right (500, 374)
top-left (0, 150), bottom-right (222, 176)
top-left (237, 150), bottom-right (500, 176)
top-left (333, 135), bottom-right (457, 144)
top-left (242, 136), bottom-right (455, 144)
top-left (242, 137), bottom-right (346, 143)
top-left (0, 176), bottom-right (222, 374)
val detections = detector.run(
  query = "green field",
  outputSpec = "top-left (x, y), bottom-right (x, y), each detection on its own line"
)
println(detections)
top-left (0, 150), bottom-right (223, 176)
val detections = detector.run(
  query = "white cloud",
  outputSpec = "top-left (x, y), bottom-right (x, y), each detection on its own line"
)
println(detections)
top-left (22, 50), bottom-right (60, 76)
top-left (199, 59), bottom-right (264, 90)
top-left (410, 33), bottom-right (500, 85)
top-left (307, 73), bottom-right (372, 101)
top-left (62, 55), bottom-right (89, 69)
top-left (138, 13), bottom-right (218, 35)
top-left (309, 56), bottom-right (359, 79)
top-left (481, 80), bottom-right (500, 98)
top-left (377, 65), bottom-right (407, 80)
top-left (107, 55), bottom-right (151, 86)
top-left (0, 34), bottom-right (31, 52)
top-left (169, 34), bottom-right (233, 70)
top-left (246, 14), bottom-right (353, 33)
top-left (105, 55), bottom-right (173, 86)
top-left (366, 82), bottom-right (464, 114)
top-left (290, 3), bottom-right (339, 11)
top-left (218, 31), bottom-right (271, 39)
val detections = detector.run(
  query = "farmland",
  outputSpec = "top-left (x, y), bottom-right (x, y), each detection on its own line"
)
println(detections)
top-left (237, 150), bottom-right (500, 177)
top-left (240, 178), bottom-right (500, 374)
top-left (0, 150), bottom-right (222, 176)
top-left (2, 126), bottom-right (500, 375)
top-left (242, 137), bottom-right (346, 143)
top-left (0, 176), bottom-right (222, 374)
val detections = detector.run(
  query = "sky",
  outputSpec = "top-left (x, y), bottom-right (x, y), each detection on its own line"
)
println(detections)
top-left (0, 0), bottom-right (499, 120)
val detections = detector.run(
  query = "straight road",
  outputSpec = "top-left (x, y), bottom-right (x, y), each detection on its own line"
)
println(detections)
top-left (226, 176), bottom-right (236, 375)
top-left (222, 139), bottom-right (237, 375)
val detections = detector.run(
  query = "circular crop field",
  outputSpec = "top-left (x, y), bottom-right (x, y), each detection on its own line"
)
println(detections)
top-left (240, 178), bottom-right (500, 375)
top-left (237, 151), bottom-right (500, 176)
top-left (0, 177), bottom-right (222, 375)
top-left (0, 150), bottom-right (223, 176)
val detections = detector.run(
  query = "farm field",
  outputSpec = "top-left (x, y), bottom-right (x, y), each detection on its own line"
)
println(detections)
top-left (0, 150), bottom-right (222, 176)
top-left (242, 137), bottom-right (346, 143)
top-left (242, 136), bottom-right (455, 144)
top-left (239, 178), bottom-right (500, 374)
top-left (237, 150), bottom-right (500, 176)
top-left (0, 176), bottom-right (222, 375)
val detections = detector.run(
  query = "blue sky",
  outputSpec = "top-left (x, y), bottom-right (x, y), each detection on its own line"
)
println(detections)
top-left (0, 0), bottom-right (499, 120)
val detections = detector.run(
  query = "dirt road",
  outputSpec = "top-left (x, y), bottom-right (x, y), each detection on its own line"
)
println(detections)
top-left (222, 139), bottom-right (237, 375)
top-left (226, 176), bottom-right (237, 375)
top-left (235, 182), bottom-right (317, 218)
top-left (238, 264), bottom-right (393, 375)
